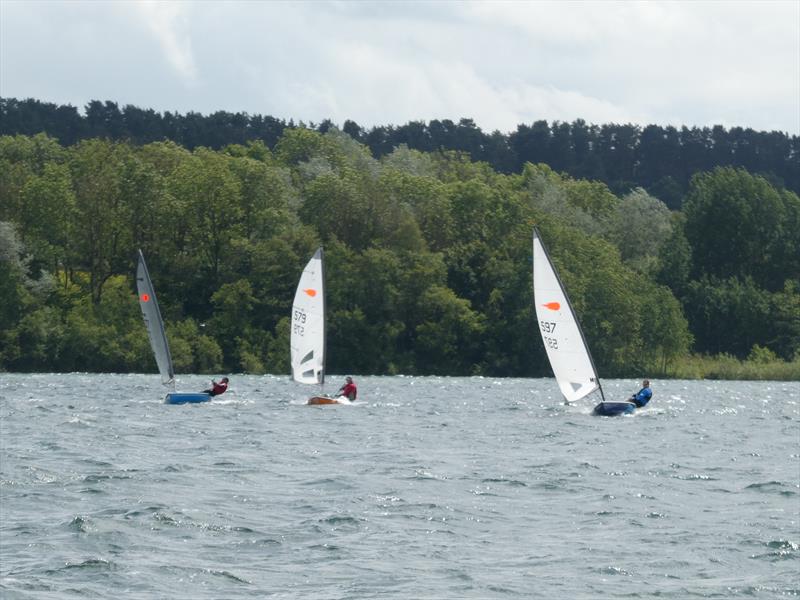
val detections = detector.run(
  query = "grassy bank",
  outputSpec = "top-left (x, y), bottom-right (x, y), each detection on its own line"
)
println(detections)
top-left (666, 353), bottom-right (800, 381)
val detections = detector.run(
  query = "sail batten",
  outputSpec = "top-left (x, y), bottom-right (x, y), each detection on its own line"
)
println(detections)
top-left (136, 250), bottom-right (175, 390)
top-left (291, 248), bottom-right (325, 386)
top-left (532, 229), bottom-right (603, 404)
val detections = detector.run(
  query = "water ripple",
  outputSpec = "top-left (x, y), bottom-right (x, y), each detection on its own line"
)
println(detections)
top-left (1, 374), bottom-right (797, 599)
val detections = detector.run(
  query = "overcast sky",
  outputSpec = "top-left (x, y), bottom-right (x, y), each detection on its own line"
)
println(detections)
top-left (1, 0), bottom-right (798, 134)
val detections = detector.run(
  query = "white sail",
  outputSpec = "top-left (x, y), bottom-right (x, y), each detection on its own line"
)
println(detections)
top-left (532, 229), bottom-right (602, 404)
top-left (291, 248), bottom-right (325, 385)
top-left (136, 250), bottom-right (175, 388)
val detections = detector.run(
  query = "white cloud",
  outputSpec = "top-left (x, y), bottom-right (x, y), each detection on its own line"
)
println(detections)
top-left (1, 0), bottom-right (797, 133)
top-left (128, 1), bottom-right (198, 83)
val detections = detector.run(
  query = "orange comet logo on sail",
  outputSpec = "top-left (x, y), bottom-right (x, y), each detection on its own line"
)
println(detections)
top-left (304, 289), bottom-right (317, 297)
top-left (542, 302), bottom-right (560, 311)
top-left (141, 293), bottom-right (150, 302)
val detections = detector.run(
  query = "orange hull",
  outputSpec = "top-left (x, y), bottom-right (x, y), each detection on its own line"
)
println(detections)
top-left (307, 396), bottom-right (342, 405)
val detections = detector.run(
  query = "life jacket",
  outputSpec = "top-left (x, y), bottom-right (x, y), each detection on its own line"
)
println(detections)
top-left (211, 380), bottom-right (228, 396)
top-left (634, 387), bottom-right (652, 407)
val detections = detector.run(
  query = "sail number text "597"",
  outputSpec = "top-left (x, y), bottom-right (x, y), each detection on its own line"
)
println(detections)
top-left (540, 321), bottom-right (558, 349)
top-left (293, 309), bottom-right (307, 336)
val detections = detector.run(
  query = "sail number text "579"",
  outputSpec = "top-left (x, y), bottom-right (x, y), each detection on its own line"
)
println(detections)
top-left (293, 309), bottom-right (307, 336)
top-left (540, 321), bottom-right (558, 349)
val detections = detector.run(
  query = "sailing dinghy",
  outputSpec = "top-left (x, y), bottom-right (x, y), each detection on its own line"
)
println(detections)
top-left (136, 250), bottom-right (210, 405)
top-left (291, 248), bottom-right (349, 406)
top-left (531, 229), bottom-right (635, 416)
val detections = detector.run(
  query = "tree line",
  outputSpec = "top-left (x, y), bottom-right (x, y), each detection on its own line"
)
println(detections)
top-left (2, 97), bottom-right (798, 210)
top-left (0, 128), bottom-right (798, 378)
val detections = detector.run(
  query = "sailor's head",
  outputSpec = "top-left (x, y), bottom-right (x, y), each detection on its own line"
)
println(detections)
top-left (643, 379), bottom-right (649, 386)
top-left (222, 377), bottom-right (229, 383)
top-left (345, 376), bottom-right (353, 383)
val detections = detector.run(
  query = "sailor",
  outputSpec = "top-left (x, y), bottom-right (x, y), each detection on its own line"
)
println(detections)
top-left (630, 379), bottom-right (652, 407)
top-left (202, 377), bottom-right (229, 396)
top-left (336, 376), bottom-right (357, 401)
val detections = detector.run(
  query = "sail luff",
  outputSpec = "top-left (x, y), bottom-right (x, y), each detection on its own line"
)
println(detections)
top-left (136, 250), bottom-right (175, 389)
top-left (319, 246), bottom-right (326, 387)
top-left (532, 228), bottom-right (603, 404)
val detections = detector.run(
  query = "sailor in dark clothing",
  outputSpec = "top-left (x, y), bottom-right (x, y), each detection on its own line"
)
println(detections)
top-left (630, 379), bottom-right (652, 407)
top-left (337, 376), bottom-right (357, 401)
top-left (203, 377), bottom-right (229, 396)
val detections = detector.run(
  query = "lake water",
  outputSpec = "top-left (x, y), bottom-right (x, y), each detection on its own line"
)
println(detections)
top-left (1, 374), bottom-right (798, 599)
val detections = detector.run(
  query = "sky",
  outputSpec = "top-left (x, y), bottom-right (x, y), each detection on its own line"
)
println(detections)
top-left (1, 0), bottom-right (798, 135)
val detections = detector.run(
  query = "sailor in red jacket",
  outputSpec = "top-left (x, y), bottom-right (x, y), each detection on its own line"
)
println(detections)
top-left (203, 377), bottom-right (229, 396)
top-left (337, 376), bottom-right (357, 401)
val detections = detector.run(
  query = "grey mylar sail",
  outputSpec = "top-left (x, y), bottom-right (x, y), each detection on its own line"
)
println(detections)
top-left (136, 250), bottom-right (175, 389)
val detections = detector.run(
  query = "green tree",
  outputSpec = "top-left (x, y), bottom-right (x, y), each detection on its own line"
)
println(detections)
top-left (18, 162), bottom-right (76, 275)
top-left (226, 155), bottom-right (295, 242)
top-left (0, 222), bottom-right (35, 368)
top-left (637, 282), bottom-right (693, 374)
top-left (208, 278), bottom-right (258, 370)
top-left (414, 286), bottom-right (486, 375)
top-left (167, 319), bottom-right (223, 373)
top-left (655, 213), bottom-right (693, 297)
top-left (69, 139), bottom-right (133, 304)
top-left (299, 170), bottom-right (373, 250)
top-left (683, 167), bottom-right (789, 290)
top-left (684, 276), bottom-right (773, 358)
top-left (605, 188), bottom-right (673, 273)
top-left (264, 316), bottom-right (291, 373)
top-left (162, 148), bottom-right (244, 321)
top-left (57, 277), bottom-right (138, 372)
top-left (326, 245), bottom-right (407, 373)
top-left (381, 170), bottom-right (452, 252)
top-left (769, 280), bottom-right (800, 359)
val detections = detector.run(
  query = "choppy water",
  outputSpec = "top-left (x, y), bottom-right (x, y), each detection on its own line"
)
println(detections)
top-left (1, 374), bottom-right (798, 599)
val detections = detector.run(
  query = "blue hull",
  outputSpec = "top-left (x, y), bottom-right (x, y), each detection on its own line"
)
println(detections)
top-left (593, 401), bottom-right (636, 416)
top-left (165, 392), bottom-right (211, 405)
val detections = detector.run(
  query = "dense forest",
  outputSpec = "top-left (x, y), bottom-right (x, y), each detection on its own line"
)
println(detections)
top-left (2, 98), bottom-right (799, 210)
top-left (0, 107), bottom-right (798, 379)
